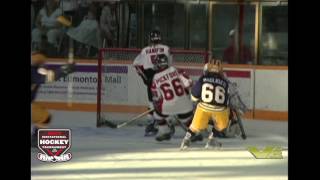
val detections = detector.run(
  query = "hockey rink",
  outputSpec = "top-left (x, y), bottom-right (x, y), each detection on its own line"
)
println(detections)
top-left (31, 110), bottom-right (288, 180)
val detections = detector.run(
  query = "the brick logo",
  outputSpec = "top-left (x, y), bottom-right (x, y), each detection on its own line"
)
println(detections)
top-left (37, 129), bottom-right (72, 162)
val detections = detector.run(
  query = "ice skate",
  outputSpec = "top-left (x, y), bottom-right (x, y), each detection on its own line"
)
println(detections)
top-left (155, 133), bottom-right (172, 141)
top-left (190, 133), bottom-right (203, 142)
top-left (180, 138), bottom-right (191, 150)
top-left (145, 120), bottom-right (158, 136)
top-left (180, 132), bottom-right (193, 150)
top-left (155, 125), bottom-right (172, 141)
top-left (205, 133), bottom-right (222, 149)
top-left (180, 139), bottom-right (191, 150)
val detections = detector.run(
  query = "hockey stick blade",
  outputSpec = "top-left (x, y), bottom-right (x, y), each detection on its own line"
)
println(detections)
top-left (100, 118), bottom-right (118, 128)
top-left (116, 109), bottom-right (154, 128)
top-left (100, 109), bottom-right (154, 129)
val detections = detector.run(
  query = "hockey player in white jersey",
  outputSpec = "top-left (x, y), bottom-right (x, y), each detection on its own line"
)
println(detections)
top-left (150, 54), bottom-right (196, 141)
top-left (133, 30), bottom-right (172, 136)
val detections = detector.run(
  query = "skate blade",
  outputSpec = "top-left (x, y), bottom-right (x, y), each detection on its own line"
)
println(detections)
top-left (144, 133), bottom-right (157, 137)
top-left (155, 137), bottom-right (171, 142)
top-left (180, 146), bottom-right (189, 151)
top-left (205, 143), bottom-right (222, 150)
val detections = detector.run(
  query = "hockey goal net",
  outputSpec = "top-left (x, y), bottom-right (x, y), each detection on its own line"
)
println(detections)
top-left (97, 48), bottom-right (208, 127)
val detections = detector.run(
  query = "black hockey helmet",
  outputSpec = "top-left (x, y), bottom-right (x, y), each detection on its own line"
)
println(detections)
top-left (155, 54), bottom-right (169, 70)
top-left (149, 30), bottom-right (161, 43)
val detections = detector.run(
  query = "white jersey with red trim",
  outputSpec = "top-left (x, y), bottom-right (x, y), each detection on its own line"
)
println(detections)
top-left (151, 66), bottom-right (193, 115)
top-left (133, 44), bottom-right (171, 70)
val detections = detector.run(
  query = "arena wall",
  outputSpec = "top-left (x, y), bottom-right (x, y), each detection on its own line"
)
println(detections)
top-left (34, 59), bottom-right (288, 121)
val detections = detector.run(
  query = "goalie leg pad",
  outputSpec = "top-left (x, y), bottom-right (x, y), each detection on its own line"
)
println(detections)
top-left (153, 111), bottom-right (169, 122)
top-left (154, 111), bottom-right (175, 135)
top-left (155, 121), bottom-right (172, 141)
top-left (145, 111), bottom-right (158, 136)
top-left (154, 112), bottom-right (173, 141)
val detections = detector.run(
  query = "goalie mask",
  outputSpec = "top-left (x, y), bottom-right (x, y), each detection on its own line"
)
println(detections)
top-left (203, 59), bottom-right (223, 74)
top-left (155, 54), bottom-right (169, 71)
top-left (149, 30), bottom-right (161, 43)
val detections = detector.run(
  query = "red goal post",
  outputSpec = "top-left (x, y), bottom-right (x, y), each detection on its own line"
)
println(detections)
top-left (97, 48), bottom-right (209, 127)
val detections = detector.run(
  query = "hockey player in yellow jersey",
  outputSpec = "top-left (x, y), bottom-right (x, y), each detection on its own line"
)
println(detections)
top-left (180, 59), bottom-right (230, 150)
top-left (31, 51), bottom-right (75, 147)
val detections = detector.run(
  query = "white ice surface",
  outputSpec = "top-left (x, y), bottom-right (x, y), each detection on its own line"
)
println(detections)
top-left (31, 110), bottom-right (288, 180)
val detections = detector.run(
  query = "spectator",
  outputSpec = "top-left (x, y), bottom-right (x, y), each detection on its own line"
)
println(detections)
top-left (66, 3), bottom-right (99, 57)
top-left (77, 0), bottom-right (92, 25)
top-left (59, 0), bottom-right (81, 26)
top-left (97, 1), bottom-right (118, 48)
top-left (97, 1), bottom-right (130, 48)
top-left (59, 0), bottom-right (78, 14)
top-left (32, 0), bottom-right (63, 52)
top-left (31, 3), bottom-right (35, 31)
top-left (223, 29), bottom-right (253, 64)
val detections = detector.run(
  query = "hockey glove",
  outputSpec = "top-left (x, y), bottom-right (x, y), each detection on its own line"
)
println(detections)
top-left (55, 63), bottom-right (76, 80)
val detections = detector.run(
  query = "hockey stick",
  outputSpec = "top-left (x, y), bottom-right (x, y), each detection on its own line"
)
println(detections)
top-left (57, 15), bottom-right (74, 107)
top-left (227, 79), bottom-right (247, 139)
top-left (67, 33), bottom-right (74, 107)
top-left (173, 115), bottom-right (188, 132)
top-left (236, 93), bottom-right (248, 113)
top-left (233, 109), bottom-right (247, 140)
top-left (101, 109), bottom-right (154, 129)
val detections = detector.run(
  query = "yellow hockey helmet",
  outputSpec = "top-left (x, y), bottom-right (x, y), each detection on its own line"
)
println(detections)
top-left (203, 59), bottom-right (223, 74)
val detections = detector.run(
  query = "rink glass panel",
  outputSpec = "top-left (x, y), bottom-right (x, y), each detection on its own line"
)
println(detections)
top-left (189, 3), bottom-right (208, 50)
top-left (31, 0), bottom-right (287, 67)
top-left (143, 2), bottom-right (186, 48)
top-left (259, 2), bottom-right (288, 65)
top-left (211, 3), bottom-right (256, 65)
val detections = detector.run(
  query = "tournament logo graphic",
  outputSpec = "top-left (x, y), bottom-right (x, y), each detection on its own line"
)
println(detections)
top-left (37, 129), bottom-right (72, 162)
